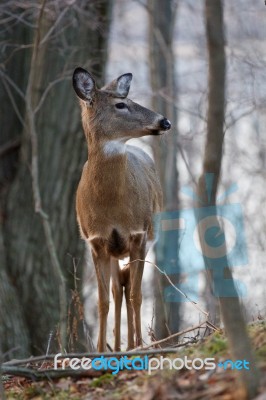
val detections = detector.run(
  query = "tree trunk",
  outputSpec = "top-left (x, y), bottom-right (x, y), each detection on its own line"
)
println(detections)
top-left (148, 0), bottom-right (180, 341)
top-left (0, 0), bottom-right (112, 358)
top-left (197, 0), bottom-right (260, 397)
top-left (0, 3), bottom-right (31, 357)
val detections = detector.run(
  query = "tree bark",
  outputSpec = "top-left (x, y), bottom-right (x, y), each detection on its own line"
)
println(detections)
top-left (197, 0), bottom-right (260, 397)
top-left (0, 0), bottom-right (112, 358)
top-left (148, 0), bottom-right (180, 341)
top-left (0, 2), bottom-right (31, 357)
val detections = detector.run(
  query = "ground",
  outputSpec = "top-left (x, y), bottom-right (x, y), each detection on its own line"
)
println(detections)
top-left (2, 320), bottom-right (266, 400)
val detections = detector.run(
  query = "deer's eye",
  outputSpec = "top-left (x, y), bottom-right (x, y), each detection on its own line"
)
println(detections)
top-left (115, 102), bottom-right (127, 110)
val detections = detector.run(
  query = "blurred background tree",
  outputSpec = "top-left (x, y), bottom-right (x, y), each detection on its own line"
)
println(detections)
top-left (148, 0), bottom-right (180, 341)
top-left (0, 0), bottom-right (112, 357)
top-left (196, 0), bottom-right (259, 396)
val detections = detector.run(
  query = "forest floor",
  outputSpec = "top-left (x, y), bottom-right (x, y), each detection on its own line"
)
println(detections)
top-left (2, 320), bottom-right (266, 400)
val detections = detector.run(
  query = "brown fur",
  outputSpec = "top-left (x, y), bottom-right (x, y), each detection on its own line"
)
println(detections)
top-left (73, 68), bottom-right (171, 351)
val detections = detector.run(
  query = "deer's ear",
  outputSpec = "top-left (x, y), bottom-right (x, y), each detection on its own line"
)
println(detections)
top-left (102, 73), bottom-right (132, 98)
top-left (73, 68), bottom-right (96, 103)
top-left (116, 73), bottom-right (132, 97)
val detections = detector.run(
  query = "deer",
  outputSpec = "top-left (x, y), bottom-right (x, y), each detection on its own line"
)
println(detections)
top-left (72, 67), bottom-right (171, 352)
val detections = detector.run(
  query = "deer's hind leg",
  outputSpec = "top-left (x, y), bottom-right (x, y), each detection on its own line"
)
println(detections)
top-left (120, 264), bottom-right (134, 350)
top-left (129, 232), bottom-right (146, 348)
top-left (111, 259), bottom-right (123, 351)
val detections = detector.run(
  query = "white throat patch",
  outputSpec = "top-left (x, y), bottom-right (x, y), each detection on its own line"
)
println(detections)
top-left (103, 140), bottom-right (127, 156)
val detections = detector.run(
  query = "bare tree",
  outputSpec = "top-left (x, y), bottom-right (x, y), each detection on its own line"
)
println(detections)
top-left (197, 0), bottom-right (260, 397)
top-left (148, 0), bottom-right (180, 341)
top-left (0, 0), bottom-right (112, 358)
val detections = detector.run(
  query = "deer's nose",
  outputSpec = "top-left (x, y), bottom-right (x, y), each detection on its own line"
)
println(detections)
top-left (160, 118), bottom-right (171, 131)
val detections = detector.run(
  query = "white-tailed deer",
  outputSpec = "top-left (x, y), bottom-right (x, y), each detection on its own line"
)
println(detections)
top-left (73, 67), bottom-right (171, 352)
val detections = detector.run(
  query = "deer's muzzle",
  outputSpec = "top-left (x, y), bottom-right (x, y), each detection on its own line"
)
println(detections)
top-left (160, 118), bottom-right (171, 131)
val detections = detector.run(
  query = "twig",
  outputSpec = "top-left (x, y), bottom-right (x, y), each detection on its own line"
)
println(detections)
top-left (125, 259), bottom-right (209, 317)
top-left (205, 320), bottom-right (220, 332)
top-left (135, 321), bottom-right (208, 350)
top-left (1, 44), bottom-right (33, 66)
top-left (34, 75), bottom-right (71, 114)
top-left (45, 331), bottom-right (54, 357)
top-left (1, 8), bottom-right (37, 29)
top-left (158, 89), bottom-right (207, 122)
top-left (0, 70), bottom-right (25, 100)
top-left (39, 8), bottom-right (68, 46)
top-left (177, 141), bottom-right (197, 185)
top-left (0, 138), bottom-right (21, 158)
top-left (1, 78), bottom-right (26, 128)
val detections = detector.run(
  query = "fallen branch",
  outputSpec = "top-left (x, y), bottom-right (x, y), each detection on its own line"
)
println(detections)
top-left (3, 348), bottom-right (178, 367)
top-left (3, 322), bottom-right (220, 375)
top-left (1, 365), bottom-right (102, 381)
top-left (1, 325), bottom-right (219, 381)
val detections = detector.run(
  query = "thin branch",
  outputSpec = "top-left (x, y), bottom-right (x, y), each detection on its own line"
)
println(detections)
top-left (1, 44), bottom-right (33, 66)
top-left (0, 70), bottom-right (26, 101)
top-left (1, 79), bottom-right (26, 129)
top-left (158, 89), bottom-right (207, 122)
top-left (125, 259), bottom-right (209, 318)
top-left (39, 8), bottom-right (68, 46)
top-left (225, 105), bottom-right (258, 131)
top-left (136, 321), bottom-right (208, 350)
top-left (0, 138), bottom-right (21, 158)
top-left (34, 75), bottom-right (71, 114)
top-left (1, 9), bottom-right (37, 29)
top-left (177, 141), bottom-right (197, 185)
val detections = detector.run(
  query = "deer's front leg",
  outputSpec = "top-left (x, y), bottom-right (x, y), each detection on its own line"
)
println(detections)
top-left (91, 239), bottom-right (111, 352)
top-left (129, 233), bottom-right (146, 348)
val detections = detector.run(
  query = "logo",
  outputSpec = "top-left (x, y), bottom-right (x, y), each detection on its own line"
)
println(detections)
top-left (154, 174), bottom-right (248, 301)
top-left (54, 354), bottom-right (217, 375)
top-left (54, 354), bottom-right (250, 374)
top-left (217, 359), bottom-right (250, 370)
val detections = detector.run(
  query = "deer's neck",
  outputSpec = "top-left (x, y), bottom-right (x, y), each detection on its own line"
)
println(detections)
top-left (88, 138), bottom-right (127, 160)
top-left (87, 135), bottom-right (128, 195)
